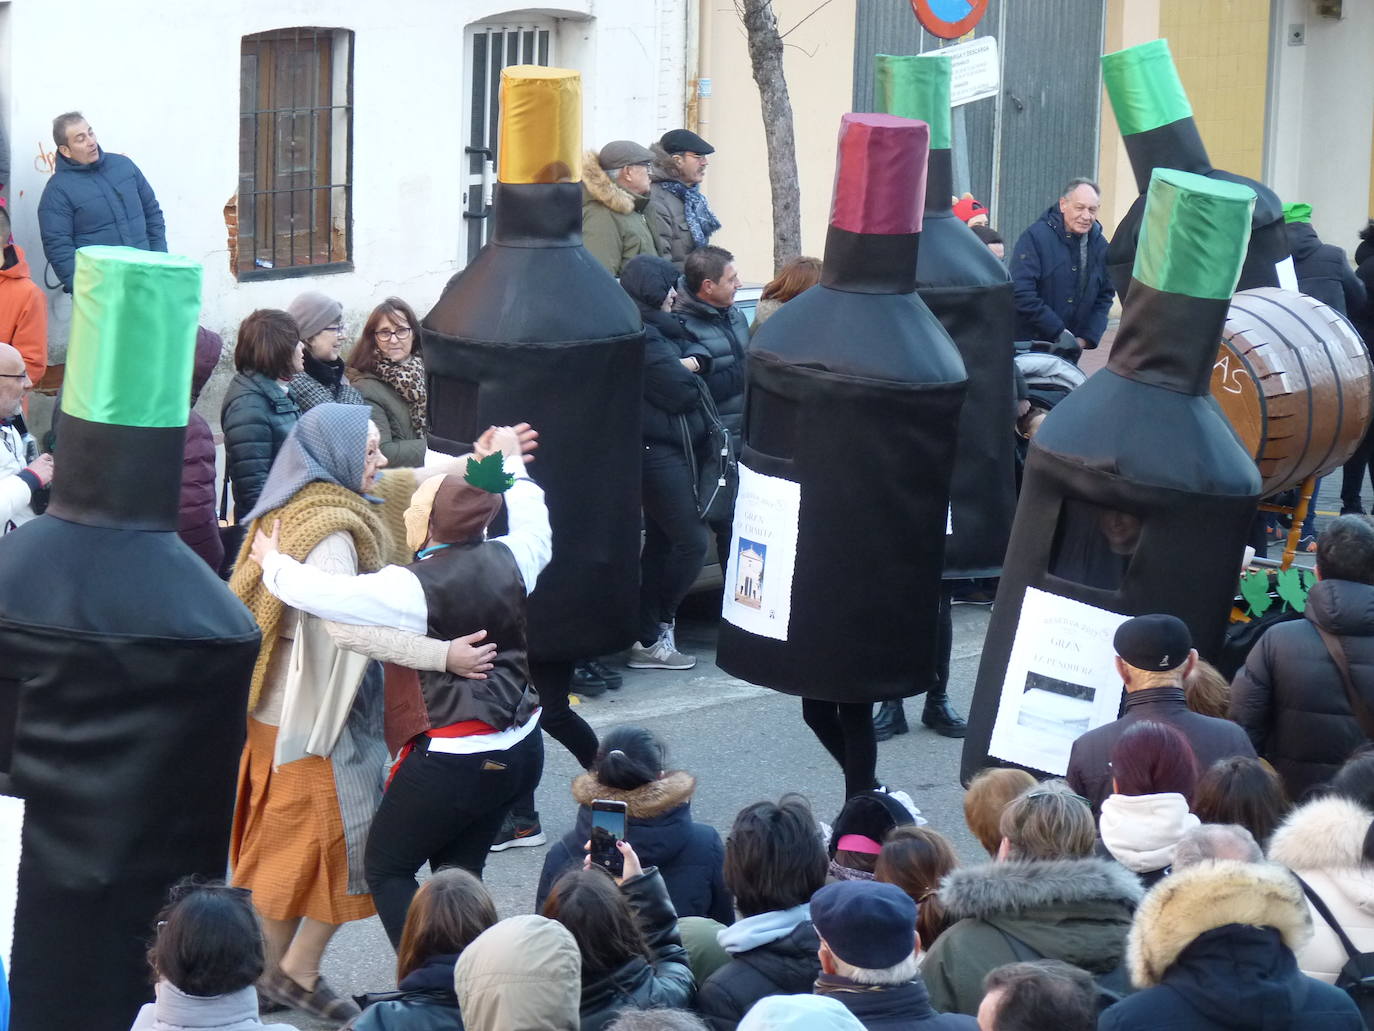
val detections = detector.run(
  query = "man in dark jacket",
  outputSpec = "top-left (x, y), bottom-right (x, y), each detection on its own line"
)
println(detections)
top-left (673, 245), bottom-right (747, 573)
top-left (977, 960), bottom-right (1097, 1031)
top-left (1067, 614), bottom-right (1255, 812)
top-left (811, 881), bottom-right (976, 1029)
top-left (1339, 222), bottom-right (1374, 515)
top-left (1231, 514), bottom-right (1374, 801)
top-left (1010, 178), bottom-right (1114, 358)
top-left (38, 112), bottom-right (166, 292)
top-left (1097, 859), bottom-right (1362, 1030)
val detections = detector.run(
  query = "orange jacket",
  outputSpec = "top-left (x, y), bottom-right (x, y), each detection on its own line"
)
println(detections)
top-left (0, 244), bottom-right (47, 386)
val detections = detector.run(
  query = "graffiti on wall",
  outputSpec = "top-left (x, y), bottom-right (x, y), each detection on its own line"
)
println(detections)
top-left (34, 141), bottom-right (55, 175)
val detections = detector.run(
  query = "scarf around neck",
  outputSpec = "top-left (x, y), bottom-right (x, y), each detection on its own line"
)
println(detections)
top-left (660, 179), bottom-right (721, 248)
top-left (375, 353), bottom-right (429, 435)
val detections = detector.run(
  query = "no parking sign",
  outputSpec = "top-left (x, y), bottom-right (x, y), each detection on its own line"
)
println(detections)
top-left (911, 0), bottom-right (988, 39)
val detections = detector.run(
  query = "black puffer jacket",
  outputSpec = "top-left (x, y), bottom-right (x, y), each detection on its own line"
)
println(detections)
top-left (815, 974), bottom-right (977, 1030)
top-left (536, 772), bottom-right (732, 924)
top-left (697, 919), bottom-right (822, 1031)
top-left (1287, 221), bottom-right (1367, 317)
top-left (349, 952), bottom-right (462, 1030)
top-left (578, 868), bottom-right (696, 1031)
top-left (220, 371), bottom-right (299, 521)
top-left (672, 285), bottom-right (748, 440)
top-left (1231, 578), bottom-right (1374, 801)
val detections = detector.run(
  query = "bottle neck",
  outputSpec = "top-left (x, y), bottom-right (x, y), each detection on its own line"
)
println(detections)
top-left (924, 149), bottom-right (953, 215)
top-left (490, 181), bottom-right (582, 246)
top-left (821, 225), bottom-right (919, 294)
top-left (1107, 282), bottom-right (1228, 396)
top-left (1123, 118), bottom-right (1212, 194)
top-left (47, 414), bottom-right (184, 530)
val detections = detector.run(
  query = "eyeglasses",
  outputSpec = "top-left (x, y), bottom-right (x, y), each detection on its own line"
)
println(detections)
top-left (376, 326), bottom-right (412, 342)
top-left (324, 324), bottom-right (344, 335)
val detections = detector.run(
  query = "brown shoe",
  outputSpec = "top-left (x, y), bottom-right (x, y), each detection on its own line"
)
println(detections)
top-left (259, 967), bottom-right (361, 1023)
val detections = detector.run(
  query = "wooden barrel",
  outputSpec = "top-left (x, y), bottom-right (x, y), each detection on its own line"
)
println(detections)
top-left (1209, 287), bottom-right (1372, 496)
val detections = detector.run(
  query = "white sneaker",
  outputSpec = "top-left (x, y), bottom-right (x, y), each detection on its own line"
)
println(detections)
top-left (627, 635), bottom-right (696, 670)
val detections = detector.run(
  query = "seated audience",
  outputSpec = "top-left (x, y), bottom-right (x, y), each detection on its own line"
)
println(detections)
top-left (921, 782), bottom-right (1141, 1016)
top-left (1068, 614), bottom-right (1254, 812)
top-left (453, 915), bottom-right (581, 1031)
top-left (1098, 721), bottom-right (1201, 886)
top-left (132, 878), bottom-right (293, 1031)
top-left (607, 1011), bottom-right (710, 1031)
top-left (975, 960), bottom-right (1097, 1031)
top-left (1097, 858), bottom-right (1363, 1029)
top-left (544, 841), bottom-right (695, 1030)
top-left (875, 826), bottom-right (960, 949)
top-left (1184, 658), bottom-right (1231, 719)
top-left (962, 768), bottom-right (1036, 856)
top-left (737, 994), bottom-right (864, 1030)
top-left (828, 789), bottom-right (917, 881)
top-left (696, 795), bottom-right (828, 1030)
top-left (1192, 756), bottom-right (1290, 848)
top-left (1173, 823), bottom-right (1264, 867)
top-left (811, 880), bottom-right (976, 1029)
top-left (1268, 750), bottom-right (1374, 985)
top-left (349, 868), bottom-right (496, 1029)
top-left (1231, 515), bottom-right (1374, 801)
top-left (537, 726), bottom-right (732, 924)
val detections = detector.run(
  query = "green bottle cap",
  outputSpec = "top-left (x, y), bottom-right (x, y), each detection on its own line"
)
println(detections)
top-left (1102, 39), bottom-right (1193, 137)
top-left (61, 246), bottom-right (203, 429)
top-left (874, 53), bottom-right (951, 151)
top-left (1134, 168), bottom-right (1255, 300)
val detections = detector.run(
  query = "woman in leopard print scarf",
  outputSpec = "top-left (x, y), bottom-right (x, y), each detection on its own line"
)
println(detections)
top-left (346, 297), bottom-right (430, 466)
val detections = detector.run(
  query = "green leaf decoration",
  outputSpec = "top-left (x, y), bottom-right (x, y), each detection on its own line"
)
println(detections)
top-left (1276, 566), bottom-right (1309, 613)
top-left (1240, 570), bottom-right (1273, 617)
top-left (465, 451), bottom-right (515, 494)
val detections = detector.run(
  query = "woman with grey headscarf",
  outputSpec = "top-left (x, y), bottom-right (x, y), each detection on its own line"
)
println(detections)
top-left (227, 403), bottom-right (522, 1023)
top-left (286, 291), bottom-right (367, 412)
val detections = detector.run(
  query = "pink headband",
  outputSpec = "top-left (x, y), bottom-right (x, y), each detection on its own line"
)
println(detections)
top-left (836, 833), bottom-right (883, 855)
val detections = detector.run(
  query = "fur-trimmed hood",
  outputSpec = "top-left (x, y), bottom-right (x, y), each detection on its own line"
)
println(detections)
top-left (940, 857), bottom-right (1144, 921)
top-left (571, 770), bottom-right (696, 819)
top-left (1127, 860), bottom-right (1312, 989)
top-left (1268, 795), bottom-right (1374, 872)
top-left (582, 150), bottom-right (641, 214)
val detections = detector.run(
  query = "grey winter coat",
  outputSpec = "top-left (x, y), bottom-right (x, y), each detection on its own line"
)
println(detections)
top-left (920, 857), bottom-right (1143, 1016)
top-left (646, 143), bottom-right (708, 271)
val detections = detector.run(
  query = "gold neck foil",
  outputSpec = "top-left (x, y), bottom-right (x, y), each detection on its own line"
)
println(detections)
top-left (498, 66), bottom-right (582, 184)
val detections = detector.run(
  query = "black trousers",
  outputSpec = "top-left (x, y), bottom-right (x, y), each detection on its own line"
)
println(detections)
top-left (639, 443), bottom-right (710, 645)
top-left (1341, 423), bottom-right (1374, 510)
top-left (511, 660), bottom-right (599, 818)
top-left (364, 728), bottom-right (544, 947)
top-left (801, 698), bottom-right (879, 799)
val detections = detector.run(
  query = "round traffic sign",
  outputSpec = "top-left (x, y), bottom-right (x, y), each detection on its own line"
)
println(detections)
top-left (911, 0), bottom-right (988, 40)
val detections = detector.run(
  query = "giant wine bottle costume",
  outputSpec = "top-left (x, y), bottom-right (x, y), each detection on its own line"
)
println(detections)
top-left (960, 170), bottom-right (1263, 782)
top-left (422, 67), bottom-right (643, 660)
top-left (0, 247), bottom-right (260, 1029)
top-left (716, 113), bottom-right (967, 708)
top-left (1102, 39), bottom-right (1291, 299)
top-left (874, 53), bottom-right (1015, 581)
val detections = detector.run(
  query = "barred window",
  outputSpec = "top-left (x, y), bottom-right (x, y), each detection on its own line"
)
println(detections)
top-left (238, 28), bottom-right (353, 281)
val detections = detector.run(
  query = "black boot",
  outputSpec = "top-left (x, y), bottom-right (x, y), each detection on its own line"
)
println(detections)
top-left (921, 691), bottom-right (967, 738)
top-left (873, 700), bottom-right (909, 742)
top-left (571, 661), bottom-right (609, 698)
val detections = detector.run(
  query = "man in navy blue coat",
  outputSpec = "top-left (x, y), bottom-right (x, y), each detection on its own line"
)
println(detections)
top-left (1010, 178), bottom-right (1115, 361)
top-left (38, 112), bottom-right (166, 292)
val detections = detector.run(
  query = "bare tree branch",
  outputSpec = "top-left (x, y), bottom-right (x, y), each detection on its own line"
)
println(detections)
top-left (739, 0), bottom-right (802, 272)
top-left (780, 0), bottom-right (837, 39)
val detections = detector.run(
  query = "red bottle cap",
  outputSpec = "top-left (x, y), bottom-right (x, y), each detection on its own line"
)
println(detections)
top-left (829, 113), bottom-right (928, 236)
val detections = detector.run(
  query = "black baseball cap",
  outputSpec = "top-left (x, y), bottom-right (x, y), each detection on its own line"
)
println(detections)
top-left (1113, 613), bottom-right (1192, 671)
top-left (660, 129), bottom-right (715, 155)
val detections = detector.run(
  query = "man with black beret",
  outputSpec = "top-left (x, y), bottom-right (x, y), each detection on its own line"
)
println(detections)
top-left (811, 881), bottom-right (977, 1029)
top-left (1066, 613), bottom-right (1254, 812)
top-left (647, 128), bottom-right (720, 270)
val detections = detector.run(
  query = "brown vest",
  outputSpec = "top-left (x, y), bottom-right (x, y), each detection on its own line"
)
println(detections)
top-left (408, 541), bottom-right (538, 731)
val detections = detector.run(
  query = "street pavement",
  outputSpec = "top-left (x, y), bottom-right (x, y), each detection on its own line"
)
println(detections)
top-left (276, 591), bottom-right (991, 1028)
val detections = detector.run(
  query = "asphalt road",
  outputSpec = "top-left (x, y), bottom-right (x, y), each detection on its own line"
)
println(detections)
top-left (275, 593), bottom-right (992, 1029)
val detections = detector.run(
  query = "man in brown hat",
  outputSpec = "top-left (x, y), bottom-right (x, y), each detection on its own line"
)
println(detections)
top-left (582, 140), bottom-right (657, 277)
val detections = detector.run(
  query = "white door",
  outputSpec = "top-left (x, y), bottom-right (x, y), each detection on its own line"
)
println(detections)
top-left (462, 20), bottom-right (555, 262)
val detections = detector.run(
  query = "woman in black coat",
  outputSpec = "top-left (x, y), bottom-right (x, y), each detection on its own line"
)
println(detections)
top-left (536, 726), bottom-right (732, 924)
top-left (219, 309), bottom-right (302, 570)
top-left (543, 840), bottom-right (696, 1031)
top-left (620, 255), bottom-right (714, 669)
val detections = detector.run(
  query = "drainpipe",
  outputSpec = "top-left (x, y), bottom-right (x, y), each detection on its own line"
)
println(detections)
top-left (686, 0), bottom-right (701, 129)
top-left (696, 0), bottom-right (713, 139)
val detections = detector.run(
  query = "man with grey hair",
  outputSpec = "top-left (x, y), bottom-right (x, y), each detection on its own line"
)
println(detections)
top-left (1171, 823), bottom-right (1264, 869)
top-left (0, 341), bottom-right (52, 534)
top-left (582, 139), bottom-right (657, 276)
top-left (811, 880), bottom-right (977, 1028)
top-left (1010, 177), bottom-right (1115, 361)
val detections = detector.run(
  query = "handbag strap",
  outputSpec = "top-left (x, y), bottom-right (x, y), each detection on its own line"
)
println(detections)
top-left (1295, 874), bottom-right (1364, 961)
top-left (1314, 624), bottom-right (1374, 741)
top-left (218, 468), bottom-right (231, 523)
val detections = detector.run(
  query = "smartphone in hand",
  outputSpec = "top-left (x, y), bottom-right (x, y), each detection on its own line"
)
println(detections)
top-left (590, 799), bottom-right (629, 877)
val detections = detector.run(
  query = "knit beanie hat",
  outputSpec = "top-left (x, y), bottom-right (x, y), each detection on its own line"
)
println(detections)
top-left (287, 291), bottom-right (343, 340)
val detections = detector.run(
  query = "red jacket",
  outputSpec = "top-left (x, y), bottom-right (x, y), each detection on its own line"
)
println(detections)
top-left (0, 244), bottom-right (47, 386)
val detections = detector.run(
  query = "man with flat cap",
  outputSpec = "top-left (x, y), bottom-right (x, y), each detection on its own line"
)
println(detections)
top-left (582, 139), bottom-right (657, 277)
top-left (1066, 613), bottom-right (1254, 813)
top-left (648, 128), bottom-right (720, 270)
top-left (811, 881), bottom-right (977, 1029)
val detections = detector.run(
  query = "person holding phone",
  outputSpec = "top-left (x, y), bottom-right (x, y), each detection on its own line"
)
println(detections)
top-left (543, 840), bottom-right (696, 1030)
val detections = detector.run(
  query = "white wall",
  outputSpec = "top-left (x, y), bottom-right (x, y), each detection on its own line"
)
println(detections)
top-left (1267, 0), bottom-right (1373, 252)
top-left (6, 0), bottom-right (682, 365)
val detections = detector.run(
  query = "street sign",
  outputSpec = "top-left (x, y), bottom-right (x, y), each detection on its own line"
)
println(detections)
top-left (911, 0), bottom-right (988, 40)
top-left (920, 36), bottom-right (999, 107)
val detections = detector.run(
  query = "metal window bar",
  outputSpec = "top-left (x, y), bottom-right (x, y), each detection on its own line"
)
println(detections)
top-left (238, 28), bottom-right (353, 280)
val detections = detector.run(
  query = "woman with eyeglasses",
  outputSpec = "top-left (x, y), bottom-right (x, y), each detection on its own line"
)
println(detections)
top-left (286, 291), bottom-right (366, 413)
top-left (347, 298), bottom-right (428, 467)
